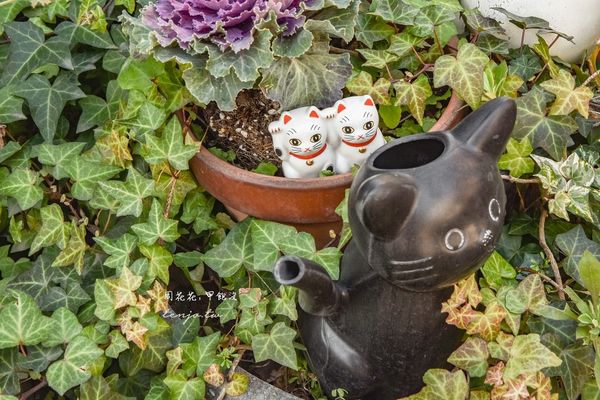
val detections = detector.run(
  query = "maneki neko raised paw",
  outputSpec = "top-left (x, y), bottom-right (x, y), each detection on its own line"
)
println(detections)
top-left (273, 97), bottom-right (518, 400)
top-left (268, 106), bottom-right (335, 179)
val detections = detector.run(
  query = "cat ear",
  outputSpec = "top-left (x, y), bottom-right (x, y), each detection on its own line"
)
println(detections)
top-left (282, 113), bottom-right (293, 125)
top-left (356, 173), bottom-right (417, 239)
top-left (336, 100), bottom-right (346, 114)
top-left (450, 97), bottom-right (516, 160)
top-left (307, 106), bottom-right (320, 118)
top-left (363, 95), bottom-right (375, 107)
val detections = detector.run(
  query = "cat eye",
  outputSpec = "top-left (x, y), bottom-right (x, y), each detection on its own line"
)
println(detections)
top-left (488, 198), bottom-right (501, 222)
top-left (342, 126), bottom-right (354, 134)
top-left (363, 121), bottom-right (374, 130)
top-left (310, 134), bottom-right (322, 143)
top-left (444, 228), bottom-right (465, 251)
top-left (289, 138), bottom-right (301, 146)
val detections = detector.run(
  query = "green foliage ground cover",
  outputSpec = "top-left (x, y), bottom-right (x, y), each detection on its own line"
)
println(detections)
top-left (0, 0), bottom-right (598, 399)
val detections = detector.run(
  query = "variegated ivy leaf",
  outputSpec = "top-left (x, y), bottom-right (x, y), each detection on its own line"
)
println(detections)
top-left (251, 220), bottom-right (297, 272)
top-left (139, 244), bottom-right (173, 284)
top-left (54, 20), bottom-right (116, 49)
top-left (543, 341), bottom-right (594, 400)
top-left (36, 142), bottom-right (86, 180)
top-left (354, 13), bottom-right (394, 48)
top-left (304, 0), bottom-right (360, 43)
top-left (226, 373), bottom-right (250, 397)
top-left (503, 274), bottom-right (548, 315)
top-left (346, 71), bottom-right (391, 105)
top-left (498, 138), bottom-right (535, 178)
top-left (105, 267), bottom-right (142, 309)
top-left (407, 5), bottom-right (457, 38)
top-left (43, 307), bottom-right (83, 347)
top-left (259, 35), bottom-right (352, 110)
top-left (0, 21), bottom-right (72, 86)
top-left (0, 168), bottom-right (43, 211)
top-left (269, 286), bottom-right (298, 321)
top-left (357, 48), bottom-right (399, 69)
top-left (403, 369), bottom-right (469, 400)
top-left (503, 334), bottom-right (562, 381)
top-left (131, 199), bottom-right (180, 245)
top-left (0, 347), bottom-right (20, 395)
top-left (252, 322), bottom-right (298, 370)
top-left (46, 335), bottom-right (103, 395)
top-left (512, 87), bottom-right (577, 160)
top-left (52, 221), bottom-right (88, 274)
top-left (17, 73), bottom-right (85, 142)
top-left (143, 117), bottom-right (199, 171)
top-left (540, 69), bottom-right (594, 118)
top-left (0, 290), bottom-right (53, 349)
top-left (481, 251), bottom-right (517, 291)
top-left (555, 226), bottom-right (600, 286)
top-left (482, 60), bottom-right (523, 100)
top-left (206, 29), bottom-right (273, 82)
top-left (180, 332), bottom-right (220, 376)
top-left (448, 336), bottom-right (489, 378)
top-left (434, 43), bottom-right (488, 109)
top-left (508, 47), bottom-right (542, 81)
top-left (387, 32), bottom-right (425, 58)
top-left (99, 168), bottom-right (154, 218)
top-left (466, 302), bottom-right (506, 341)
top-left (394, 74), bottom-right (433, 126)
top-left (29, 204), bottom-right (69, 255)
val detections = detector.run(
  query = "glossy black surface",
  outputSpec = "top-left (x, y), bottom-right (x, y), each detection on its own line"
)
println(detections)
top-left (273, 97), bottom-right (517, 399)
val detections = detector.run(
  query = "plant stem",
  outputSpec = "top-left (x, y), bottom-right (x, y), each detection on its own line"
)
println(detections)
top-left (329, 46), bottom-right (360, 57)
top-left (501, 175), bottom-right (540, 184)
top-left (548, 34), bottom-right (560, 49)
top-left (538, 208), bottom-right (565, 300)
top-left (583, 69), bottom-right (600, 87)
top-left (517, 267), bottom-right (564, 292)
top-left (216, 349), bottom-right (247, 400)
top-left (20, 377), bottom-right (47, 400)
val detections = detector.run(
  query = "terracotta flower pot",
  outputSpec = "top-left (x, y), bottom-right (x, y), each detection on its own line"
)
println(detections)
top-left (189, 92), bottom-right (467, 248)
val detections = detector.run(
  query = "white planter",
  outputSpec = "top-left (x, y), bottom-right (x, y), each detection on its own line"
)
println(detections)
top-left (461, 0), bottom-right (600, 63)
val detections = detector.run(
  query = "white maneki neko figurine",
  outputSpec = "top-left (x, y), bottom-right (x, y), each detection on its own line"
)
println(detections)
top-left (268, 95), bottom-right (385, 178)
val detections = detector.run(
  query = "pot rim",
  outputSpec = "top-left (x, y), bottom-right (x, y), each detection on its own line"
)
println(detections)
top-left (193, 91), bottom-right (466, 188)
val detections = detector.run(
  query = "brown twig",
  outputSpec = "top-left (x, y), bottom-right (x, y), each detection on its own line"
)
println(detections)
top-left (538, 208), bottom-right (565, 300)
top-left (517, 267), bottom-right (564, 292)
top-left (583, 69), bottom-right (600, 87)
top-left (501, 175), bottom-right (540, 184)
top-left (20, 377), bottom-right (47, 400)
top-left (163, 170), bottom-right (179, 219)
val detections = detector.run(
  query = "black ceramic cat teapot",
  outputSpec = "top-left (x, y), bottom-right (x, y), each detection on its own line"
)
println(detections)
top-left (273, 97), bottom-right (517, 399)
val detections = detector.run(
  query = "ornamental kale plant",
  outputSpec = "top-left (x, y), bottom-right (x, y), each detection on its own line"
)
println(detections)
top-left (123, 0), bottom-right (359, 110)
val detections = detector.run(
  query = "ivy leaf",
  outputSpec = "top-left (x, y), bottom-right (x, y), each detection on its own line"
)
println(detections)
top-left (30, 204), bottom-right (68, 255)
top-left (77, 95), bottom-right (109, 133)
top-left (498, 138), bottom-right (535, 178)
top-left (544, 341), bottom-right (594, 400)
top-left (0, 290), bottom-right (52, 349)
top-left (201, 219), bottom-right (253, 278)
top-left (434, 42), bottom-right (488, 109)
top-left (123, 103), bottom-right (167, 138)
top-left (252, 322), bottom-right (298, 370)
top-left (394, 74), bottom-right (433, 126)
top-left (46, 335), bottom-right (103, 395)
top-left (226, 372), bottom-right (250, 397)
top-left (99, 168), bottom-right (154, 218)
top-left (143, 117), bottom-right (199, 171)
top-left (93, 280), bottom-right (116, 321)
top-left (278, 232), bottom-right (316, 259)
top-left (139, 244), bottom-right (173, 284)
top-left (448, 337), bottom-right (489, 378)
top-left (540, 69), bottom-right (594, 118)
top-left (372, 0), bottom-right (421, 25)
top-left (43, 307), bottom-right (83, 347)
top-left (503, 334), bottom-right (562, 380)
top-left (410, 369), bottom-right (469, 400)
top-left (0, 0), bottom-right (29, 35)
top-left (0, 87), bottom-right (25, 124)
top-left (0, 21), bottom-right (72, 86)
top-left (18, 73), bottom-right (85, 142)
top-left (357, 48), bottom-right (399, 69)
top-left (481, 251), bottom-right (517, 290)
top-left (0, 168), bottom-right (43, 210)
top-left (131, 200), bottom-right (180, 245)
top-left (251, 220), bottom-right (296, 272)
top-left (37, 142), bottom-right (86, 179)
top-left (0, 348), bottom-right (19, 395)
top-left (95, 234), bottom-right (138, 271)
top-left (513, 87), bottom-right (577, 160)
top-left (305, 0), bottom-right (359, 42)
top-left (508, 47), bottom-right (542, 81)
top-left (387, 32), bottom-right (425, 58)
top-left (312, 247), bottom-right (342, 280)
top-left (354, 13), bottom-right (394, 48)
top-left (206, 29), bottom-right (273, 82)
top-left (63, 155), bottom-right (122, 201)
top-left (555, 226), bottom-right (600, 285)
top-left (466, 302), bottom-right (506, 341)
top-left (105, 330), bottom-right (129, 359)
top-left (54, 21), bottom-right (116, 49)
top-left (52, 222), bottom-right (88, 274)
top-left (180, 332), bottom-right (220, 376)
top-left (346, 71), bottom-right (391, 105)
top-left (117, 57), bottom-right (164, 93)
top-left (105, 267), bottom-right (142, 309)
top-left (163, 371), bottom-right (205, 400)
top-left (408, 5), bottom-right (456, 38)
top-left (259, 37), bottom-right (352, 110)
